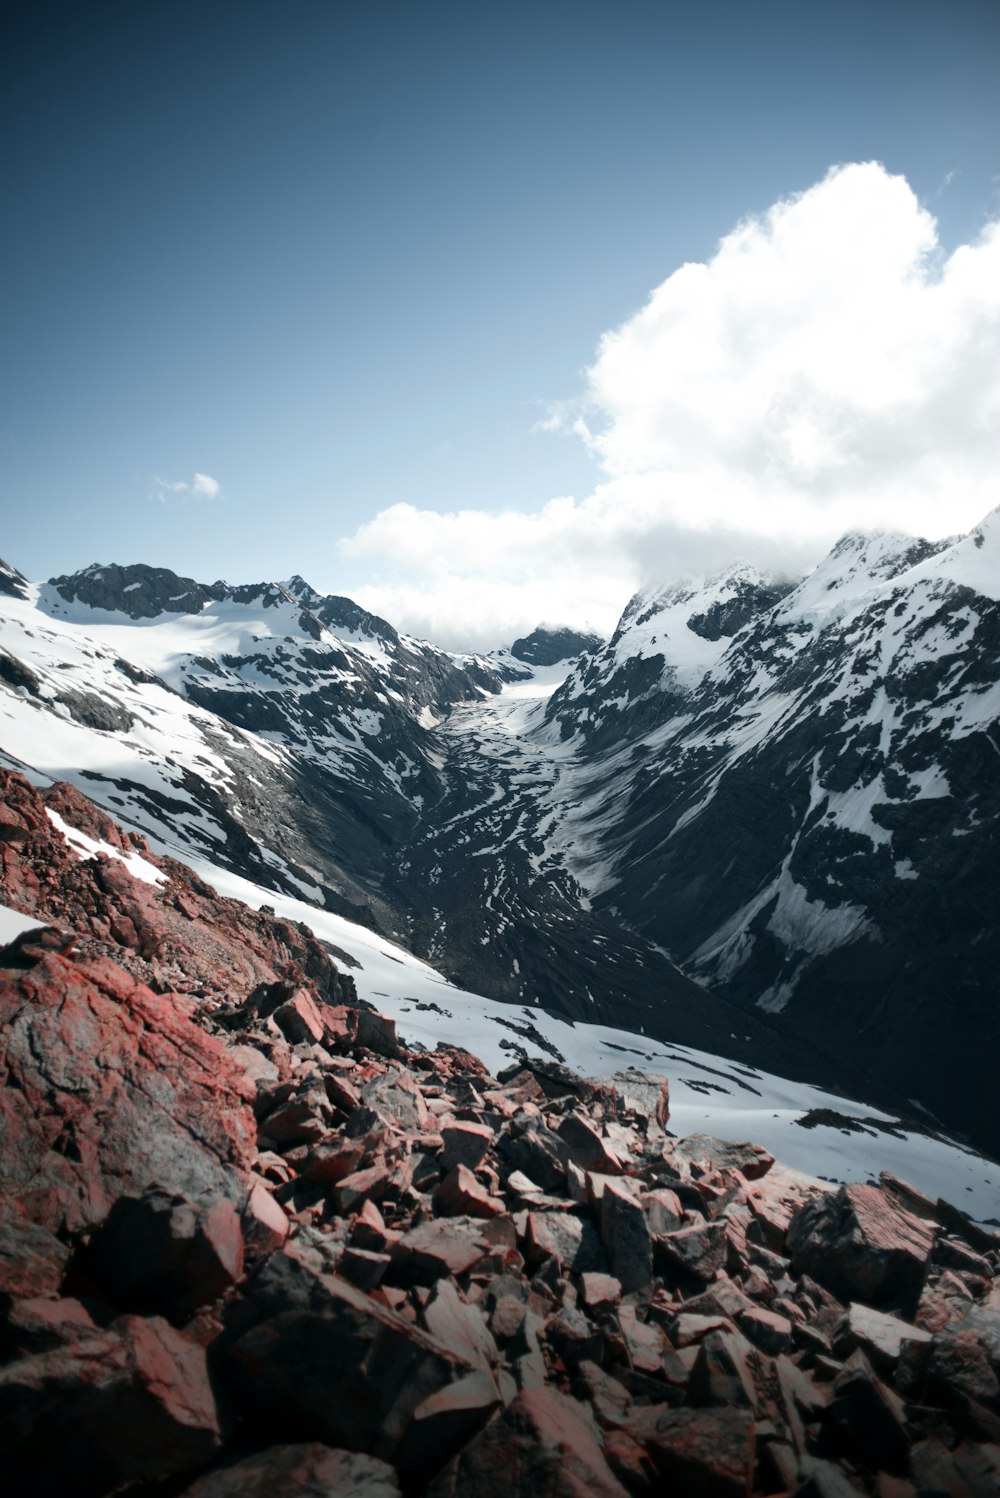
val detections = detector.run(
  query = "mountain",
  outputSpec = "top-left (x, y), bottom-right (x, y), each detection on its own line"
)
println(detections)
top-left (3, 767), bottom-right (998, 1496)
top-left (0, 516), bottom-right (998, 1156)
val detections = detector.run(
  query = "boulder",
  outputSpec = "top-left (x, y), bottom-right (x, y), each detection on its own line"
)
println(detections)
top-left (84, 1188), bottom-right (244, 1321)
top-left (0, 1313), bottom-right (221, 1494)
top-left (225, 1269), bottom-right (474, 1460)
top-left (622, 1405), bottom-right (755, 1498)
top-left (426, 1386), bottom-right (629, 1497)
top-left (0, 1213), bottom-right (69, 1304)
top-left (0, 951), bottom-right (255, 1237)
top-left (178, 1443), bottom-right (401, 1497)
top-left (600, 1181), bottom-right (653, 1294)
top-left (786, 1184), bottom-right (935, 1310)
top-left (441, 1120), bottom-right (494, 1171)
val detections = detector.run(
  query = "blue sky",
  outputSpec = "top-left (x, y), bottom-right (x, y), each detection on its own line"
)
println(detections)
top-left (2, 0), bottom-right (999, 644)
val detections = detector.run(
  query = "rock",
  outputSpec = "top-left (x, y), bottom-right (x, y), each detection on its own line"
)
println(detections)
top-left (362, 1067), bottom-right (430, 1131)
top-left (654, 1220), bottom-right (729, 1284)
top-left (826, 1349), bottom-right (911, 1474)
top-left (272, 991), bottom-right (327, 1045)
top-left (738, 1305), bottom-right (793, 1355)
top-left (335, 1162), bottom-right (392, 1213)
top-left (339, 1247), bottom-right (392, 1290)
top-left (545, 1306), bottom-right (607, 1370)
top-left (242, 1177), bottom-right (291, 1255)
top-left (178, 1443), bottom-right (401, 1496)
top-left (225, 1268), bottom-right (474, 1459)
top-left (423, 1279), bottom-right (498, 1371)
top-left (434, 1164), bottom-right (505, 1219)
top-left (688, 1329), bottom-right (758, 1410)
top-left (787, 1184), bottom-right (935, 1311)
top-left (557, 1113), bottom-right (622, 1175)
top-left (0, 1213), bottom-right (69, 1304)
top-left (390, 1217), bottom-right (488, 1285)
top-left (923, 1327), bottom-right (1000, 1407)
top-left (524, 1209), bottom-right (607, 1274)
top-left (441, 1120), bottom-right (494, 1171)
top-left (426, 1386), bottom-right (629, 1497)
top-left (397, 1368), bottom-right (503, 1475)
top-left (601, 1181), bottom-right (653, 1294)
top-left (84, 1188), bottom-right (244, 1321)
top-left (2, 1294), bottom-right (96, 1356)
top-left (580, 1271), bottom-right (622, 1311)
top-left (0, 951), bottom-right (255, 1237)
top-left (908, 1434), bottom-right (1000, 1497)
top-left (643, 1187), bottom-right (684, 1235)
top-left (356, 1010), bottom-right (399, 1058)
top-left (500, 1125), bottom-right (567, 1193)
top-left (617, 1304), bottom-right (666, 1374)
top-left (623, 1405), bottom-right (756, 1498)
top-left (672, 1135), bottom-right (774, 1180)
top-left (834, 1301), bottom-right (931, 1372)
top-left (0, 1313), bottom-right (221, 1494)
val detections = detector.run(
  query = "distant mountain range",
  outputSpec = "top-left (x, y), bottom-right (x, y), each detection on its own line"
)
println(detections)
top-left (1, 508), bottom-right (997, 1154)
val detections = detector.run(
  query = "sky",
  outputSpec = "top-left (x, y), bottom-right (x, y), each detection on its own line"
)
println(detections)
top-left (2, 0), bottom-right (999, 648)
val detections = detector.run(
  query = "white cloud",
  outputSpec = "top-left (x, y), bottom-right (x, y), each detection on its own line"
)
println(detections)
top-left (340, 163), bottom-right (1000, 649)
top-left (151, 471), bottom-right (221, 502)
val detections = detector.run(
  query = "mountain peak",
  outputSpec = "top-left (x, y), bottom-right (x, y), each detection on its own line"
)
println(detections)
top-left (510, 623), bottom-right (603, 666)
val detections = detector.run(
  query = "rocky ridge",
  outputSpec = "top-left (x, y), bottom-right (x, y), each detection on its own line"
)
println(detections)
top-left (1, 772), bottom-right (999, 1496)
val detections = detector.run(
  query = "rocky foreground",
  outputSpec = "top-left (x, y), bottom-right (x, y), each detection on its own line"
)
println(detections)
top-left (1, 772), bottom-right (999, 1496)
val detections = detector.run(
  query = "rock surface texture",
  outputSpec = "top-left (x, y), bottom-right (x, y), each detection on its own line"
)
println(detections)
top-left (1, 771), bottom-right (998, 1495)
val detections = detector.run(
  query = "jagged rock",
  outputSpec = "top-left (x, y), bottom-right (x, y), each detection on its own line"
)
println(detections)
top-left (654, 1219), bottom-right (729, 1284)
top-left (423, 1279), bottom-right (498, 1371)
top-left (2, 1295), bottom-right (96, 1357)
top-left (242, 1177), bottom-right (291, 1255)
top-left (826, 1348), bottom-right (911, 1473)
top-left (500, 1124), bottom-right (567, 1193)
top-left (272, 992), bottom-right (328, 1045)
top-left (362, 1067), bottom-right (430, 1131)
top-left (908, 1434), bottom-right (1000, 1497)
top-left (601, 1180), bottom-right (653, 1294)
top-left (557, 1113), bottom-right (623, 1175)
top-left (434, 1163), bottom-right (505, 1219)
top-left (426, 1386), bottom-right (629, 1497)
top-left (0, 1313), bottom-right (221, 1494)
top-left (0, 1214), bottom-right (69, 1304)
top-left (225, 1266), bottom-right (474, 1459)
top-left (84, 1188), bottom-right (244, 1320)
top-left (833, 1301), bottom-right (931, 1371)
top-left (923, 1327), bottom-right (1000, 1407)
top-left (787, 1184), bottom-right (935, 1310)
top-left (643, 1187), bottom-right (684, 1235)
top-left (0, 950), bottom-right (255, 1237)
top-left (688, 1329), bottom-right (758, 1410)
top-left (545, 1306), bottom-right (607, 1369)
top-left (580, 1271), bottom-right (622, 1311)
top-left (672, 1136), bottom-right (774, 1180)
top-left (441, 1120), bottom-right (494, 1171)
top-left (738, 1305), bottom-right (793, 1355)
top-left (178, 1443), bottom-right (402, 1496)
top-left (524, 1209), bottom-right (607, 1274)
top-left (397, 1368), bottom-right (503, 1476)
top-left (619, 1404), bottom-right (756, 1497)
top-left (390, 1218), bottom-right (488, 1285)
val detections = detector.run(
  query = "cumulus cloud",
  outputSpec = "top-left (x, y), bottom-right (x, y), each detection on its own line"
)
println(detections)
top-left (341, 163), bottom-right (1000, 649)
top-left (152, 471), bottom-right (221, 502)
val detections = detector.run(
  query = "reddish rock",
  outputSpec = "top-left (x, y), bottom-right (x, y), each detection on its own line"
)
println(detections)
top-left (0, 1213), bottom-right (69, 1303)
top-left (3, 1294), bottom-right (96, 1356)
top-left (272, 991), bottom-right (327, 1045)
top-left (85, 1188), bottom-right (244, 1321)
top-left (390, 1218), bottom-right (488, 1285)
top-left (427, 1385), bottom-right (629, 1497)
top-left (643, 1187), bottom-right (684, 1235)
top-left (737, 1305), bottom-right (793, 1355)
top-left (423, 1279), bottom-right (498, 1371)
top-left (557, 1113), bottom-right (622, 1175)
top-left (0, 1312), bottom-right (221, 1494)
top-left (834, 1301), bottom-right (931, 1372)
top-left (580, 1271), bottom-right (622, 1311)
top-left (524, 1209), bottom-right (607, 1274)
top-left (601, 1181), bottom-right (653, 1295)
top-left (623, 1404), bottom-right (756, 1498)
top-left (242, 1177), bottom-right (291, 1256)
top-left (434, 1164), bottom-right (505, 1219)
top-left (827, 1348), bottom-right (911, 1473)
top-left (225, 1266), bottom-right (475, 1459)
top-left (787, 1184), bottom-right (936, 1311)
top-left (0, 950), bottom-right (255, 1237)
top-left (397, 1368), bottom-right (503, 1475)
top-left (441, 1120), bottom-right (494, 1171)
top-left (178, 1442), bottom-right (401, 1496)
top-left (335, 1162), bottom-right (392, 1213)
top-left (654, 1220), bottom-right (729, 1284)
top-left (673, 1136), bottom-right (774, 1181)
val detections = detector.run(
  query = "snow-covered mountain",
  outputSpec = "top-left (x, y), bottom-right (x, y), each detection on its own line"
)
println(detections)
top-left (0, 515), bottom-right (997, 1157)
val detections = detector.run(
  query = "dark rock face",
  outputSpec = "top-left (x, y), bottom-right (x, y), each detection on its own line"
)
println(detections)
top-left (0, 775), bottom-right (998, 1496)
top-left (47, 561), bottom-right (220, 619)
top-left (510, 624), bottom-right (604, 666)
top-left (0, 556), bottom-right (29, 599)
